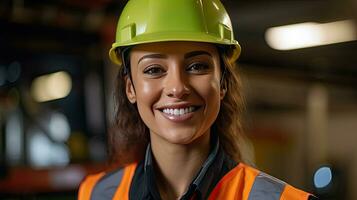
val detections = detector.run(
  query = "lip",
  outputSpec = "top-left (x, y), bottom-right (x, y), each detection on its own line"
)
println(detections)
top-left (160, 110), bottom-right (196, 122)
top-left (155, 102), bottom-right (202, 123)
top-left (155, 102), bottom-right (196, 110)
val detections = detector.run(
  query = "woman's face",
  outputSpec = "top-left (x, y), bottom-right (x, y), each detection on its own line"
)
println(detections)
top-left (126, 41), bottom-right (225, 145)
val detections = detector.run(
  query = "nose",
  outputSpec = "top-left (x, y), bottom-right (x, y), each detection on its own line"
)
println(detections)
top-left (164, 69), bottom-right (190, 99)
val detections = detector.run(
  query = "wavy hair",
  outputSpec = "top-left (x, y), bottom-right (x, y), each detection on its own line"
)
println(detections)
top-left (109, 47), bottom-right (254, 166)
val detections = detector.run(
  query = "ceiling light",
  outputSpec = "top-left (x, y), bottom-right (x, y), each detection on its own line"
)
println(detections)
top-left (265, 20), bottom-right (356, 50)
top-left (31, 71), bottom-right (72, 102)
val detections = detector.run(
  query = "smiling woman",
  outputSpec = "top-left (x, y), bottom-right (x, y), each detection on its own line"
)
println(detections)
top-left (127, 42), bottom-right (223, 147)
top-left (78, 0), bottom-right (316, 199)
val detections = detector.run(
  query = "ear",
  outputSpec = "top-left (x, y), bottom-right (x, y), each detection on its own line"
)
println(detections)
top-left (125, 76), bottom-right (136, 104)
top-left (220, 88), bottom-right (226, 100)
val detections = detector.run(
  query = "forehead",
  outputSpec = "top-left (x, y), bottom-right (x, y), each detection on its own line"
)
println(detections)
top-left (130, 41), bottom-right (219, 57)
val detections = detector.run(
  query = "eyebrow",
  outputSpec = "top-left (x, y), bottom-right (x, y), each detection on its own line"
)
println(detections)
top-left (137, 50), bottom-right (212, 64)
top-left (184, 51), bottom-right (212, 59)
top-left (138, 54), bottom-right (167, 64)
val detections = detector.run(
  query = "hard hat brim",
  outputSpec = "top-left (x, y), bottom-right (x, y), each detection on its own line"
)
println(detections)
top-left (109, 32), bottom-right (241, 66)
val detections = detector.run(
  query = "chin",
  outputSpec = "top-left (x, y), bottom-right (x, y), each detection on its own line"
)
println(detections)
top-left (166, 133), bottom-right (196, 145)
top-left (157, 128), bottom-right (201, 145)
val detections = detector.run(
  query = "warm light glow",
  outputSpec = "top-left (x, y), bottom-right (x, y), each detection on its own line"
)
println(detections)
top-left (31, 71), bottom-right (72, 102)
top-left (265, 20), bottom-right (357, 50)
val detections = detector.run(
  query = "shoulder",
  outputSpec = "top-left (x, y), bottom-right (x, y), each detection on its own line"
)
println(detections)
top-left (209, 163), bottom-right (314, 200)
top-left (248, 168), bottom-right (310, 200)
top-left (78, 164), bottom-right (137, 200)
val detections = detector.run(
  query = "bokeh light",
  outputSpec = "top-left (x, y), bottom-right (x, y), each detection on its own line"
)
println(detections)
top-left (314, 166), bottom-right (332, 189)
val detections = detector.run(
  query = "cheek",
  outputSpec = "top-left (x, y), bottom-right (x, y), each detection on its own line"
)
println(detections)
top-left (206, 82), bottom-right (222, 113)
top-left (138, 80), bottom-right (158, 98)
top-left (192, 75), bottom-right (221, 102)
top-left (135, 80), bottom-right (162, 120)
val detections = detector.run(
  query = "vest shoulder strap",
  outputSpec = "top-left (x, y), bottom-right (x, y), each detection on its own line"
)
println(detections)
top-left (113, 163), bottom-right (137, 200)
top-left (280, 184), bottom-right (311, 200)
top-left (208, 163), bottom-right (259, 200)
top-left (208, 163), bottom-right (311, 200)
top-left (249, 170), bottom-right (311, 200)
top-left (248, 170), bottom-right (286, 200)
top-left (77, 163), bottom-right (137, 200)
top-left (78, 172), bottom-right (106, 200)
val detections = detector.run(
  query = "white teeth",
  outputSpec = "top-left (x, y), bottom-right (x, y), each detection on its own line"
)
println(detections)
top-left (162, 106), bottom-right (196, 115)
top-left (179, 108), bottom-right (184, 115)
top-left (174, 109), bottom-right (179, 115)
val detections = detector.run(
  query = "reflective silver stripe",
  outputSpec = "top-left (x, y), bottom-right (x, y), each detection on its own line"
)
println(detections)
top-left (248, 172), bottom-right (286, 200)
top-left (90, 168), bottom-right (124, 200)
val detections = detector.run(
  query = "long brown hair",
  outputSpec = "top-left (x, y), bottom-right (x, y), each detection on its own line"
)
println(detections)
top-left (109, 46), bottom-right (253, 166)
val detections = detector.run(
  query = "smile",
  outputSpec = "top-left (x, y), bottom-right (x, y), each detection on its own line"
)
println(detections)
top-left (158, 105), bottom-right (201, 122)
top-left (162, 106), bottom-right (196, 116)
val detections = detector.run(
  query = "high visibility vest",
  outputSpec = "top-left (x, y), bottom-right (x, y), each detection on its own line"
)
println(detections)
top-left (78, 163), bottom-right (311, 200)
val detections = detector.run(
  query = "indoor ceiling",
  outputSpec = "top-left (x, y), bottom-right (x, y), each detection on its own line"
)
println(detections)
top-left (1, 0), bottom-right (356, 86)
top-left (224, 0), bottom-right (357, 86)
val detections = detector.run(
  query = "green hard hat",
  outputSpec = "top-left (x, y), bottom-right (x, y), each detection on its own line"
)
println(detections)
top-left (109, 0), bottom-right (241, 65)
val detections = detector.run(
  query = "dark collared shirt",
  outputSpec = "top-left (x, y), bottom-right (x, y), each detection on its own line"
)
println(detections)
top-left (88, 135), bottom-right (318, 200)
top-left (129, 136), bottom-right (237, 200)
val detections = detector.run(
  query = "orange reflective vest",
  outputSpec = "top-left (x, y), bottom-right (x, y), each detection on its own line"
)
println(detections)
top-left (78, 163), bottom-right (311, 200)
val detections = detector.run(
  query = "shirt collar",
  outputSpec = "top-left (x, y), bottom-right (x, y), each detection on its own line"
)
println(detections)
top-left (143, 134), bottom-right (226, 199)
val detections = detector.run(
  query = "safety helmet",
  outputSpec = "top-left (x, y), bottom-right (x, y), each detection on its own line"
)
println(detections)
top-left (109, 0), bottom-right (241, 65)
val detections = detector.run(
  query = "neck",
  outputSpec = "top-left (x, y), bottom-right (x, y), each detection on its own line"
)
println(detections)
top-left (150, 132), bottom-right (211, 200)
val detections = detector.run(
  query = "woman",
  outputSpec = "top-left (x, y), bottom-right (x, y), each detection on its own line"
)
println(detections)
top-left (79, 0), bottom-right (315, 199)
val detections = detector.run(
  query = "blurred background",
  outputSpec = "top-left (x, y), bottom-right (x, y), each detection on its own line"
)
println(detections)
top-left (0, 0), bottom-right (356, 199)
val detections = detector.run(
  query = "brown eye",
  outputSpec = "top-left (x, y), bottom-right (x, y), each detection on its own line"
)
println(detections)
top-left (187, 62), bottom-right (210, 73)
top-left (143, 65), bottom-right (166, 76)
